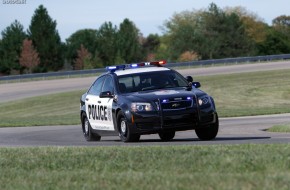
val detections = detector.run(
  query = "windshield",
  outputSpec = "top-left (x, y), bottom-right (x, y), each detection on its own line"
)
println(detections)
top-left (117, 70), bottom-right (189, 93)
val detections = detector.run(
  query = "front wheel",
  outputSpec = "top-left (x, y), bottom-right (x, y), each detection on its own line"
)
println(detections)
top-left (117, 112), bottom-right (140, 142)
top-left (159, 131), bottom-right (175, 141)
top-left (82, 114), bottom-right (101, 141)
top-left (195, 115), bottom-right (219, 141)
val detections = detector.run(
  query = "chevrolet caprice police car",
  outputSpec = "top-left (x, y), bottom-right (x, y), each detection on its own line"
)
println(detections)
top-left (80, 61), bottom-right (219, 142)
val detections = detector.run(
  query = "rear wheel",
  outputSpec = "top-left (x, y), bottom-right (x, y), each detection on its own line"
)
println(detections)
top-left (117, 112), bottom-right (140, 142)
top-left (82, 114), bottom-right (101, 141)
top-left (195, 115), bottom-right (219, 141)
top-left (159, 131), bottom-right (175, 141)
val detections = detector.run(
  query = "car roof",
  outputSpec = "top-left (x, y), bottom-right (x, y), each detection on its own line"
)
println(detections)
top-left (114, 66), bottom-right (170, 76)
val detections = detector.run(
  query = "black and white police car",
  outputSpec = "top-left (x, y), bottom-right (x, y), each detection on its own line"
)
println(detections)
top-left (80, 60), bottom-right (219, 142)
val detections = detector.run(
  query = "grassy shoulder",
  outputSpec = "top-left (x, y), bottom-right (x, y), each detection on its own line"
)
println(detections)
top-left (0, 90), bottom-right (85, 127)
top-left (0, 69), bottom-right (290, 127)
top-left (0, 144), bottom-right (290, 190)
top-left (197, 69), bottom-right (290, 117)
top-left (268, 123), bottom-right (290, 133)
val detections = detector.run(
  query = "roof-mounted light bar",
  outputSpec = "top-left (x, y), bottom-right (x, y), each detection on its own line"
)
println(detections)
top-left (150, 60), bottom-right (166, 65)
top-left (106, 60), bottom-right (166, 72)
top-left (106, 65), bottom-right (127, 71)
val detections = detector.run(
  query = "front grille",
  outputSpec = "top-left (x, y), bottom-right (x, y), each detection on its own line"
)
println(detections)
top-left (157, 97), bottom-right (194, 111)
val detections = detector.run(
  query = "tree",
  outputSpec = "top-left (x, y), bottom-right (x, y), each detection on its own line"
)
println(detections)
top-left (74, 44), bottom-right (92, 70)
top-left (162, 3), bottom-right (256, 60)
top-left (218, 12), bottom-right (256, 58)
top-left (19, 39), bottom-right (40, 73)
top-left (224, 6), bottom-right (267, 43)
top-left (28, 5), bottom-right (64, 72)
top-left (199, 3), bottom-right (255, 58)
top-left (273, 15), bottom-right (290, 27)
top-left (178, 51), bottom-right (200, 62)
top-left (154, 35), bottom-right (172, 61)
top-left (0, 20), bottom-right (26, 74)
top-left (163, 10), bottom-right (203, 60)
top-left (142, 34), bottom-right (160, 61)
top-left (272, 15), bottom-right (290, 37)
top-left (257, 15), bottom-right (290, 55)
top-left (65, 29), bottom-right (97, 67)
top-left (117, 18), bottom-right (142, 63)
top-left (200, 3), bottom-right (226, 59)
top-left (257, 28), bottom-right (290, 55)
top-left (96, 22), bottom-right (118, 66)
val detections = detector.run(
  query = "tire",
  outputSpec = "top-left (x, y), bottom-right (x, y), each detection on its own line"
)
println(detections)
top-left (158, 131), bottom-right (175, 141)
top-left (82, 114), bottom-right (101, 141)
top-left (195, 115), bottom-right (219, 141)
top-left (117, 112), bottom-right (140, 142)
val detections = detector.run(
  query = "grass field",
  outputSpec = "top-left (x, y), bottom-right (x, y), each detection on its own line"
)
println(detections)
top-left (197, 69), bottom-right (290, 117)
top-left (268, 123), bottom-right (290, 133)
top-left (0, 69), bottom-right (290, 127)
top-left (0, 90), bottom-right (84, 127)
top-left (0, 144), bottom-right (290, 190)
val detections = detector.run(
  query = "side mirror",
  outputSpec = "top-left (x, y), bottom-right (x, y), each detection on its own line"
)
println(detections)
top-left (100, 91), bottom-right (114, 98)
top-left (185, 76), bottom-right (193, 83)
top-left (192, 82), bottom-right (201, 88)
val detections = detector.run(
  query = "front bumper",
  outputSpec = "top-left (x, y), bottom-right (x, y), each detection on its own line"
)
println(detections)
top-left (127, 107), bottom-right (217, 135)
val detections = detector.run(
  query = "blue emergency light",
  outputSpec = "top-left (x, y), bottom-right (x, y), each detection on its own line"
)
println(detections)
top-left (106, 60), bottom-right (166, 72)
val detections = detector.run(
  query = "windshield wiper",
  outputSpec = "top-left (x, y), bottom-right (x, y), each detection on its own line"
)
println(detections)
top-left (142, 85), bottom-right (176, 91)
top-left (141, 86), bottom-right (158, 91)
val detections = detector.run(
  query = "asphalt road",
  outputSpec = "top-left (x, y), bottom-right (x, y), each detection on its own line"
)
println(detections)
top-left (1, 61), bottom-right (290, 146)
top-left (1, 61), bottom-right (290, 103)
top-left (0, 114), bottom-right (290, 147)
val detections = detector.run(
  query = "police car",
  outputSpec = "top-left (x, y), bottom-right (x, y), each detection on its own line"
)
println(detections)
top-left (80, 61), bottom-right (219, 142)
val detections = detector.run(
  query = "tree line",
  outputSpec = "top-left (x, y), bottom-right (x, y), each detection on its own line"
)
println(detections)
top-left (0, 3), bottom-right (290, 75)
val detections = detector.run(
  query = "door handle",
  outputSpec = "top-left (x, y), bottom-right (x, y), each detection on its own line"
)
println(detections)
top-left (85, 98), bottom-right (89, 101)
top-left (98, 101), bottom-right (101, 104)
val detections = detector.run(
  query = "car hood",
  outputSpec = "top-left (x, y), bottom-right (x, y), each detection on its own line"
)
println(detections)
top-left (122, 87), bottom-right (206, 102)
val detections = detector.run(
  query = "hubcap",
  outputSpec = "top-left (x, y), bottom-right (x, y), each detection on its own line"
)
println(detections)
top-left (84, 119), bottom-right (89, 135)
top-left (121, 120), bottom-right (127, 134)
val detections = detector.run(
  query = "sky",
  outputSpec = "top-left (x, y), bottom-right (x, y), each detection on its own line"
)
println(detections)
top-left (0, 0), bottom-right (289, 42)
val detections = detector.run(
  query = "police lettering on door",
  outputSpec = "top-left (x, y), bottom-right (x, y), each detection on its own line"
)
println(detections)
top-left (88, 104), bottom-right (108, 121)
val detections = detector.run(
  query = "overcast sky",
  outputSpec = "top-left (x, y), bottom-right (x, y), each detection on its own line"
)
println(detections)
top-left (1, 0), bottom-right (289, 41)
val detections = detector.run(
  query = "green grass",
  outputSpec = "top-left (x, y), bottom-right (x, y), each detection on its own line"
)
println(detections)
top-left (0, 90), bottom-right (85, 127)
top-left (0, 145), bottom-right (290, 190)
top-left (0, 69), bottom-right (290, 127)
top-left (268, 123), bottom-right (290, 133)
top-left (197, 69), bottom-right (290, 117)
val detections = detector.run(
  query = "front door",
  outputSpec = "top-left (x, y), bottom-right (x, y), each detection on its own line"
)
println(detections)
top-left (86, 94), bottom-right (114, 130)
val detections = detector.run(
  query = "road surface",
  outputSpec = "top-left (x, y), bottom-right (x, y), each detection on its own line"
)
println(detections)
top-left (0, 114), bottom-right (290, 147)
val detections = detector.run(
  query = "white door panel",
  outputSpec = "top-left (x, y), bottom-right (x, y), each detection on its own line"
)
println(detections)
top-left (86, 94), bottom-right (114, 131)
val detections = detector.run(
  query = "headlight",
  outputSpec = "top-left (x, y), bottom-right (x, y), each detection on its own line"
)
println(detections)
top-left (198, 96), bottom-right (210, 106)
top-left (131, 102), bottom-right (154, 112)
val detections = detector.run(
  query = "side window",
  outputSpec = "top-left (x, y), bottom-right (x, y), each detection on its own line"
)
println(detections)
top-left (102, 76), bottom-right (114, 93)
top-left (88, 76), bottom-right (106, 95)
top-left (118, 76), bottom-right (140, 92)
